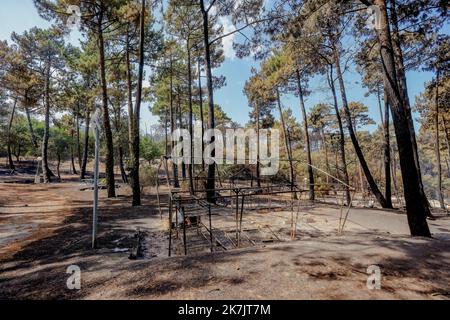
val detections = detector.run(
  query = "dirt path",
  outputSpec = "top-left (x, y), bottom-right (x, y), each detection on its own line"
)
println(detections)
top-left (0, 183), bottom-right (78, 259)
top-left (82, 233), bottom-right (450, 300)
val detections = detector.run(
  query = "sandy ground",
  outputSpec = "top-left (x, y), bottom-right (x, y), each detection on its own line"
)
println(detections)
top-left (0, 163), bottom-right (449, 300)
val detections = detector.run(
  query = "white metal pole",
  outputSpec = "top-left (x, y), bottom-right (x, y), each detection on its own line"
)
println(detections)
top-left (92, 107), bottom-right (101, 249)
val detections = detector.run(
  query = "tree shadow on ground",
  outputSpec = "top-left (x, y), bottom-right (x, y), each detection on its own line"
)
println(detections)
top-left (1, 185), bottom-right (450, 299)
top-left (0, 189), bottom-right (166, 299)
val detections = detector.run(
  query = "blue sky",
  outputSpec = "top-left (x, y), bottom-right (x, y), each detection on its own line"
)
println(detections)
top-left (0, 0), bottom-right (442, 132)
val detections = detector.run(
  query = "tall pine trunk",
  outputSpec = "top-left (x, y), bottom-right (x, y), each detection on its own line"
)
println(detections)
top-left (200, 0), bottom-right (216, 202)
top-left (165, 104), bottom-right (169, 156)
top-left (7, 99), bottom-right (17, 170)
top-left (442, 117), bottom-right (450, 175)
top-left (391, 149), bottom-right (399, 199)
top-left (113, 101), bottom-right (128, 185)
top-left (276, 87), bottom-right (295, 191)
top-left (169, 56), bottom-right (179, 188)
top-left (198, 59), bottom-right (205, 170)
top-left (76, 105), bottom-right (82, 170)
top-left (80, 109), bottom-right (90, 180)
top-left (126, 28), bottom-right (134, 158)
top-left (383, 87), bottom-right (393, 208)
top-left (389, 0), bottom-right (431, 216)
top-left (435, 71), bottom-right (445, 209)
top-left (130, 0), bottom-right (146, 206)
top-left (177, 86), bottom-right (186, 180)
top-left (126, 28), bottom-right (134, 151)
top-left (373, 0), bottom-right (430, 236)
top-left (332, 45), bottom-right (387, 207)
top-left (186, 38), bottom-right (194, 194)
top-left (296, 69), bottom-right (314, 200)
top-left (71, 114), bottom-right (78, 175)
top-left (327, 66), bottom-right (350, 204)
top-left (71, 138), bottom-right (78, 175)
top-left (56, 153), bottom-right (61, 180)
top-left (376, 84), bottom-right (384, 124)
top-left (42, 63), bottom-right (52, 183)
top-left (98, 4), bottom-right (116, 198)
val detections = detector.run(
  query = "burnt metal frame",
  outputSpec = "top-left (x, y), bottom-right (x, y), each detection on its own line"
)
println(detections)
top-left (167, 182), bottom-right (306, 256)
top-left (157, 156), bottom-right (358, 257)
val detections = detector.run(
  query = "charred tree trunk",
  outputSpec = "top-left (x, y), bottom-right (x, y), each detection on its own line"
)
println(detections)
top-left (112, 100), bottom-right (128, 184)
top-left (442, 117), bottom-right (450, 176)
top-left (198, 59), bottom-right (205, 170)
top-left (165, 104), bottom-right (169, 156)
top-left (98, 4), bottom-right (116, 197)
top-left (200, 0), bottom-right (216, 202)
top-left (186, 37), bottom-right (194, 194)
top-left (169, 56), bottom-right (179, 188)
top-left (177, 87), bottom-right (186, 180)
top-left (434, 71), bottom-right (445, 209)
top-left (76, 105), bottom-right (82, 170)
top-left (80, 109), bottom-right (90, 180)
top-left (376, 83), bottom-right (384, 125)
top-left (71, 144), bottom-right (78, 175)
top-left (276, 87), bottom-right (295, 191)
top-left (327, 66), bottom-right (351, 204)
top-left (7, 99), bottom-right (17, 170)
top-left (71, 115), bottom-right (78, 175)
top-left (332, 45), bottom-right (387, 207)
top-left (373, 0), bottom-right (430, 236)
top-left (42, 63), bottom-right (53, 183)
top-left (383, 87), bottom-right (393, 208)
top-left (296, 69), bottom-right (314, 200)
top-left (389, 0), bottom-right (431, 216)
top-left (57, 153), bottom-right (61, 180)
top-left (130, 0), bottom-right (146, 207)
top-left (391, 148), bottom-right (399, 200)
top-left (126, 25), bottom-right (134, 158)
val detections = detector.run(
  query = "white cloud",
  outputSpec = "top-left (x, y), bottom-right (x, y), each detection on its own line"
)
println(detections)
top-left (219, 17), bottom-right (236, 60)
top-left (209, 3), bottom-right (217, 16)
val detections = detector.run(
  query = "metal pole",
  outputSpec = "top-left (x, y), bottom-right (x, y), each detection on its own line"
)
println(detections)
top-left (239, 195), bottom-right (245, 247)
top-left (168, 200), bottom-right (173, 256)
top-left (156, 172), bottom-right (162, 219)
top-left (182, 206), bottom-right (187, 255)
top-left (235, 190), bottom-right (239, 245)
top-left (92, 106), bottom-right (101, 249)
top-left (175, 200), bottom-right (179, 238)
top-left (208, 204), bottom-right (213, 252)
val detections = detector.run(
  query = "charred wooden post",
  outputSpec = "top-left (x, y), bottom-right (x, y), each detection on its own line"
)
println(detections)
top-left (168, 200), bottom-right (173, 257)
top-left (182, 206), bottom-right (187, 255)
top-left (208, 204), bottom-right (213, 252)
top-left (234, 189), bottom-right (239, 245)
top-left (239, 195), bottom-right (245, 247)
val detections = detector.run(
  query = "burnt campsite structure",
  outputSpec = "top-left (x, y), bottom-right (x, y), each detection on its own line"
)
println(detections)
top-left (155, 156), bottom-right (358, 257)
